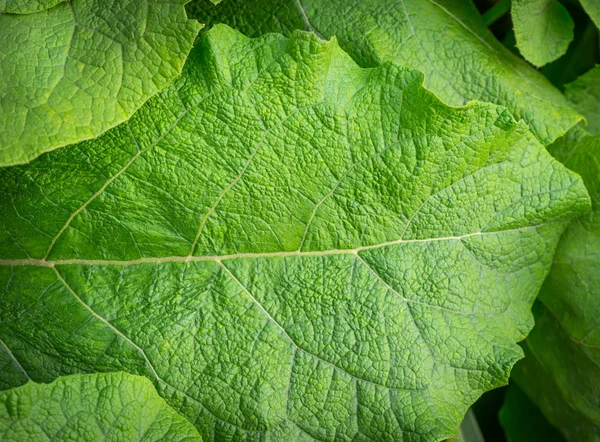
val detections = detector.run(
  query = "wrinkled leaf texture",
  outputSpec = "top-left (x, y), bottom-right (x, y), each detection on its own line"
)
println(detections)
top-left (0, 25), bottom-right (590, 441)
top-left (187, 0), bottom-right (582, 146)
top-left (0, 372), bottom-right (202, 441)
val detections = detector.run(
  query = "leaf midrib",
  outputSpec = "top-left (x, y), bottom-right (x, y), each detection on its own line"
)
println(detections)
top-left (0, 222), bottom-right (551, 268)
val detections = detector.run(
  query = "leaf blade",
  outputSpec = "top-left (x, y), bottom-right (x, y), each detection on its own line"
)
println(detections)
top-left (0, 25), bottom-right (590, 441)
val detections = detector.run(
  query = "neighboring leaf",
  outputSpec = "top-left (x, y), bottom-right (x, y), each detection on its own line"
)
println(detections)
top-left (510, 126), bottom-right (600, 441)
top-left (581, 0), bottom-right (600, 29)
top-left (564, 65), bottom-right (600, 134)
top-left (511, 0), bottom-right (574, 67)
top-left (0, 0), bottom-right (63, 13)
top-left (504, 62), bottom-right (600, 442)
top-left (499, 383), bottom-right (566, 442)
top-left (0, 25), bottom-right (590, 441)
top-left (0, 0), bottom-right (201, 166)
top-left (187, 0), bottom-right (582, 146)
top-left (540, 20), bottom-right (600, 88)
top-left (0, 372), bottom-right (202, 441)
top-left (512, 302), bottom-right (600, 442)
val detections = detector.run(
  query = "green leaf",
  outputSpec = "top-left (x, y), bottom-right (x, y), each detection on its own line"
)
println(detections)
top-left (510, 127), bottom-right (600, 441)
top-left (0, 25), bottom-right (590, 441)
top-left (187, 0), bottom-right (582, 146)
top-left (499, 383), bottom-right (566, 442)
top-left (540, 21), bottom-right (599, 89)
top-left (0, 372), bottom-right (202, 441)
top-left (512, 302), bottom-right (600, 441)
top-left (503, 63), bottom-right (600, 442)
top-left (0, 0), bottom-right (63, 14)
top-left (0, 0), bottom-right (201, 166)
top-left (511, 0), bottom-right (574, 67)
top-left (564, 65), bottom-right (600, 135)
top-left (581, 0), bottom-right (600, 29)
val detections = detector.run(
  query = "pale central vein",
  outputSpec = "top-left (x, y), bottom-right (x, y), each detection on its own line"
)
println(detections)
top-left (0, 223), bottom-right (546, 267)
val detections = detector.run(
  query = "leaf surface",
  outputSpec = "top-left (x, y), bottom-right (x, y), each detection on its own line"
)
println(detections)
top-left (511, 0), bottom-right (574, 67)
top-left (0, 25), bottom-right (590, 441)
top-left (0, 372), bottom-right (202, 441)
top-left (187, 0), bottom-right (582, 145)
top-left (0, 0), bottom-right (201, 166)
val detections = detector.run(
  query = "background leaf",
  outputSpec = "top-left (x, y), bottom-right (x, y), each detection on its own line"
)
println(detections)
top-left (580, 0), bottom-right (600, 29)
top-left (0, 0), bottom-right (201, 166)
top-left (507, 75), bottom-right (600, 440)
top-left (511, 0), bottom-right (574, 67)
top-left (540, 20), bottom-right (599, 88)
top-left (499, 383), bottom-right (566, 442)
top-left (0, 372), bottom-right (202, 441)
top-left (564, 65), bottom-right (600, 134)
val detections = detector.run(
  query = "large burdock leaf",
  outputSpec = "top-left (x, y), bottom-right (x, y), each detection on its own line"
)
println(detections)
top-left (0, 372), bottom-right (202, 441)
top-left (0, 0), bottom-right (201, 166)
top-left (0, 25), bottom-right (590, 441)
top-left (187, 0), bottom-right (581, 146)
